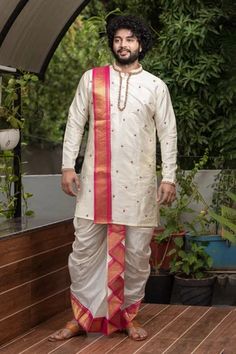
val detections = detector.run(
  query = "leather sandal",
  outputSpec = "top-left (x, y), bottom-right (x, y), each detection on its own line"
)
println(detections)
top-left (48, 320), bottom-right (85, 342)
top-left (125, 320), bottom-right (148, 341)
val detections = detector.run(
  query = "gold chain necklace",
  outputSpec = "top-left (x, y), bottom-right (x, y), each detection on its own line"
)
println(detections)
top-left (118, 72), bottom-right (131, 111)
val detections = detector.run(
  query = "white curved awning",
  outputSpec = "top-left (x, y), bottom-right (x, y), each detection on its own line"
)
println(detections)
top-left (0, 0), bottom-right (91, 77)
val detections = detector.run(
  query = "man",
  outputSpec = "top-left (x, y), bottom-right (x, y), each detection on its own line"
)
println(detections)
top-left (49, 15), bottom-right (177, 342)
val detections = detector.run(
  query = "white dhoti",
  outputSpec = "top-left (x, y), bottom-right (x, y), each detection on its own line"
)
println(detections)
top-left (68, 217), bottom-right (153, 334)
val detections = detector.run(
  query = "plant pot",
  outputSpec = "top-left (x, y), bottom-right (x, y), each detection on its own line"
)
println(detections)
top-left (175, 274), bottom-right (216, 306)
top-left (217, 274), bottom-right (228, 287)
top-left (0, 129), bottom-right (20, 150)
top-left (228, 274), bottom-right (236, 286)
top-left (185, 234), bottom-right (236, 270)
top-left (150, 229), bottom-right (185, 270)
top-left (144, 272), bottom-right (174, 304)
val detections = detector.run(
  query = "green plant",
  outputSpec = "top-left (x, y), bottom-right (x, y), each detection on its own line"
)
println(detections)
top-left (209, 191), bottom-right (236, 243)
top-left (0, 150), bottom-right (33, 219)
top-left (151, 151), bottom-right (211, 272)
top-left (170, 238), bottom-right (213, 279)
top-left (149, 227), bottom-right (173, 273)
top-left (20, 0), bottom-right (235, 163)
top-left (156, 150), bottom-right (210, 243)
top-left (153, 0), bottom-right (236, 163)
top-left (0, 73), bottom-right (38, 129)
top-left (212, 169), bottom-right (236, 213)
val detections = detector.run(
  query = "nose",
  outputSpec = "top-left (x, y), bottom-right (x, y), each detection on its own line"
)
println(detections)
top-left (119, 38), bottom-right (129, 48)
top-left (120, 46), bottom-right (128, 51)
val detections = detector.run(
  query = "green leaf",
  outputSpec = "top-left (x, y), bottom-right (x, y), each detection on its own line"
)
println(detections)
top-left (209, 210), bottom-right (236, 233)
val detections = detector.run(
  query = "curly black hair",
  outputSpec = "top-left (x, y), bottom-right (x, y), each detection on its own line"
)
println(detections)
top-left (106, 15), bottom-right (153, 61)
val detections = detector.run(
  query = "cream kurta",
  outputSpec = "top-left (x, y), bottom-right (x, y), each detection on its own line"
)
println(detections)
top-left (62, 65), bottom-right (177, 227)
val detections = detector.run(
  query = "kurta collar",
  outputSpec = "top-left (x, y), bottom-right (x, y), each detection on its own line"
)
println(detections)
top-left (112, 62), bottom-right (143, 75)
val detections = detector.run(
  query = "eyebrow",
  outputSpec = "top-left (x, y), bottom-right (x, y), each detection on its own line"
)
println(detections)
top-left (114, 35), bottom-right (136, 39)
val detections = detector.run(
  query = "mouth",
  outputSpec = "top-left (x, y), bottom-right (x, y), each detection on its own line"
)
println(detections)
top-left (118, 50), bottom-right (130, 56)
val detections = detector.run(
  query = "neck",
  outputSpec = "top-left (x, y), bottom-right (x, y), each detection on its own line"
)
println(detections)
top-left (115, 60), bottom-right (140, 73)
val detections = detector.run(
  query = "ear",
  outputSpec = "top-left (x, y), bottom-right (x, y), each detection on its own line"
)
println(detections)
top-left (139, 46), bottom-right (142, 52)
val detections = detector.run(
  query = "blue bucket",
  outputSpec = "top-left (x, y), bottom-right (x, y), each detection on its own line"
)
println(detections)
top-left (185, 234), bottom-right (236, 270)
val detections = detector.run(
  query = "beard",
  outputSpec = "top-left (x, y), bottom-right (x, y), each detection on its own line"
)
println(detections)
top-left (113, 48), bottom-right (140, 65)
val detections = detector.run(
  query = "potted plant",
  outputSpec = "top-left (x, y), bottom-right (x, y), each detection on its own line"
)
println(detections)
top-left (151, 152), bottom-right (210, 268)
top-left (0, 150), bottom-right (34, 219)
top-left (209, 191), bottom-right (236, 242)
top-left (0, 72), bottom-right (36, 219)
top-left (186, 170), bottom-right (236, 270)
top-left (170, 237), bottom-right (216, 306)
top-left (145, 152), bottom-right (210, 304)
top-left (208, 191), bottom-right (236, 284)
top-left (145, 227), bottom-right (175, 304)
top-left (0, 73), bottom-right (38, 150)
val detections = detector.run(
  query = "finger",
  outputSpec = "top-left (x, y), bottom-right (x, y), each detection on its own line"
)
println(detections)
top-left (159, 190), bottom-right (169, 205)
top-left (62, 183), bottom-right (77, 197)
top-left (162, 191), bottom-right (176, 205)
top-left (167, 193), bottom-right (176, 205)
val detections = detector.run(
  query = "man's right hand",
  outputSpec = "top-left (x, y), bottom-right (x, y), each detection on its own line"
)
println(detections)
top-left (61, 169), bottom-right (80, 196)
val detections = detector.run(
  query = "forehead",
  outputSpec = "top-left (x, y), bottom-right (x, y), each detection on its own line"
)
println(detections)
top-left (114, 28), bottom-right (137, 39)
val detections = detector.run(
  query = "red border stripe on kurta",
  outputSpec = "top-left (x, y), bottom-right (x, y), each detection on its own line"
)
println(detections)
top-left (92, 65), bottom-right (112, 223)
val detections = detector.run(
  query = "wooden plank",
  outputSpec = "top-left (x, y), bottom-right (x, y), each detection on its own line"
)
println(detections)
top-left (0, 244), bottom-right (72, 293)
top-left (22, 333), bottom-right (99, 354)
top-left (0, 289), bottom-right (70, 347)
top-left (31, 267), bottom-right (70, 303)
top-left (2, 304), bottom-right (235, 354)
top-left (161, 307), bottom-right (232, 353)
top-left (129, 306), bottom-right (210, 354)
top-left (193, 308), bottom-right (236, 354)
top-left (0, 309), bottom-right (73, 354)
top-left (101, 305), bottom-right (189, 354)
top-left (0, 283), bottom-right (31, 320)
top-left (0, 268), bottom-right (70, 319)
top-left (65, 289), bottom-right (71, 308)
top-left (0, 220), bottom-right (74, 266)
top-left (74, 305), bottom-right (186, 354)
top-left (0, 308), bottom-right (31, 346)
top-left (11, 304), bottom-right (161, 354)
top-left (30, 289), bottom-right (70, 327)
top-left (46, 304), bottom-right (164, 354)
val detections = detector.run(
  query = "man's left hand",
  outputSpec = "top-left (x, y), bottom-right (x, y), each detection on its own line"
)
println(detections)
top-left (157, 182), bottom-right (176, 205)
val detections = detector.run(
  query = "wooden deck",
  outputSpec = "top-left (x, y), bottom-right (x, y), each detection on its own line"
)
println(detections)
top-left (0, 218), bottom-right (74, 346)
top-left (1, 304), bottom-right (235, 354)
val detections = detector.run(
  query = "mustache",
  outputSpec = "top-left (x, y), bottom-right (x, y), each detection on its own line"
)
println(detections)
top-left (117, 48), bottom-right (131, 53)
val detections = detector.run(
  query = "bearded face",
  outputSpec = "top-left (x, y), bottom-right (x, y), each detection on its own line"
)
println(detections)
top-left (112, 28), bottom-right (142, 65)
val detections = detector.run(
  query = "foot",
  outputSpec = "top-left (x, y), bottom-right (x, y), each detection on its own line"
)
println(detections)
top-left (125, 320), bottom-right (148, 341)
top-left (48, 320), bottom-right (85, 342)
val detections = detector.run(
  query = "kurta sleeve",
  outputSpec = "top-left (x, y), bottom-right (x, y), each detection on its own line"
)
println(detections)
top-left (154, 82), bottom-right (177, 183)
top-left (62, 71), bottom-right (90, 170)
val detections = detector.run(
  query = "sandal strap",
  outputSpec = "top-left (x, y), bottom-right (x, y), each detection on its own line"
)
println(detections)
top-left (65, 321), bottom-right (81, 334)
top-left (126, 320), bottom-right (141, 329)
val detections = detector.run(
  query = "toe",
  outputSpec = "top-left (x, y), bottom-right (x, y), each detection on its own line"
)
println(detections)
top-left (48, 328), bottom-right (71, 341)
top-left (128, 327), bottom-right (147, 341)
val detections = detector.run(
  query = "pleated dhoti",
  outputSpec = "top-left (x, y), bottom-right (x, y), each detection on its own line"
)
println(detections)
top-left (68, 217), bottom-right (153, 334)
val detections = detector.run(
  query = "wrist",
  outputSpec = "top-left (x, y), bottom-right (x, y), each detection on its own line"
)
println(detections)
top-left (161, 180), bottom-right (176, 187)
top-left (61, 168), bottom-right (75, 173)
